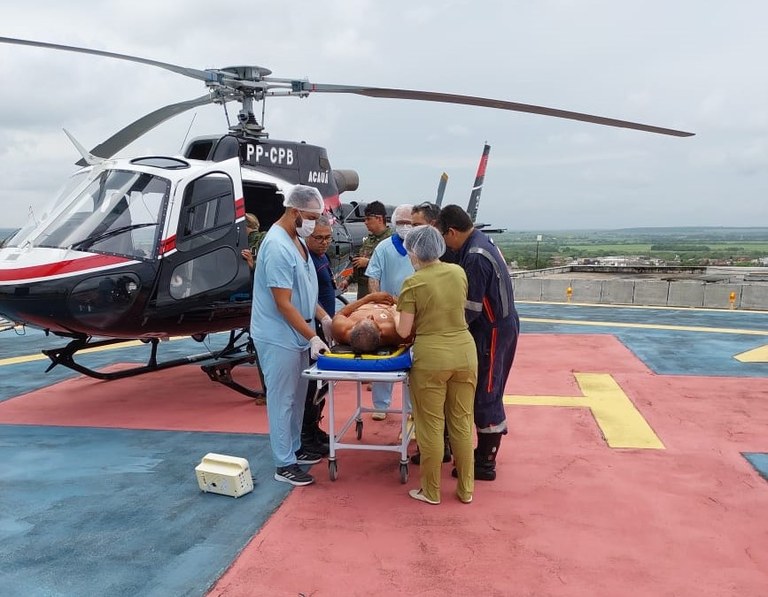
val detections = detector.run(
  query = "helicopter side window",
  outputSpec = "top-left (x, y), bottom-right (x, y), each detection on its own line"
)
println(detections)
top-left (175, 173), bottom-right (235, 253)
top-left (168, 247), bottom-right (238, 300)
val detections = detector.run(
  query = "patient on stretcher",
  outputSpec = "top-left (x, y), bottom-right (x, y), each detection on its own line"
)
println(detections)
top-left (331, 291), bottom-right (410, 354)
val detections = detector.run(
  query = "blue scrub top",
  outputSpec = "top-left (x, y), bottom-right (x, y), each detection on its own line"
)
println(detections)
top-left (310, 251), bottom-right (336, 317)
top-left (365, 235), bottom-right (415, 296)
top-left (251, 225), bottom-right (319, 350)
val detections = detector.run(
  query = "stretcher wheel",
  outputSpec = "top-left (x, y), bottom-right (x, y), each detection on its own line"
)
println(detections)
top-left (355, 420), bottom-right (363, 440)
top-left (329, 460), bottom-right (338, 481)
top-left (399, 463), bottom-right (409, 484)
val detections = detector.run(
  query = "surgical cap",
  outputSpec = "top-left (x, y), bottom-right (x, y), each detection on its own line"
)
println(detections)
top-left (404, 224), bottom-right (446, 262)
top-left (391, 204), bottom-right (414, 225)
top-left (283, 184), bottom-right (325, 214)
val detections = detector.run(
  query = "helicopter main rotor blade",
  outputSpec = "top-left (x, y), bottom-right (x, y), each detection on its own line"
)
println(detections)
top-left (76, 94), bottom-right (215, 165)
top-left (300, 83), bottom-right (694, 137)
top-left (0, 36), bottom-right (215, 82)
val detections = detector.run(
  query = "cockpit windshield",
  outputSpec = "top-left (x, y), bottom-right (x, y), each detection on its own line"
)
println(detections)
top-left (33, 169), bottom-right (170, 260)
top-left (3, 171), bottom-right (90, 249)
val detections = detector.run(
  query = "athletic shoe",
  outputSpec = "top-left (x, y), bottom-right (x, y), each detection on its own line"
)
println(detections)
top-left (295, 449), bottom-right (322, 465)
top-left (408, 488), bottom-right (440, 505)
top-left (274, 464), bottom-right (315, 486)
top-left (457, 493), bottom-right (473, 504)
top-left (371, 412), bottom-right (387, 421)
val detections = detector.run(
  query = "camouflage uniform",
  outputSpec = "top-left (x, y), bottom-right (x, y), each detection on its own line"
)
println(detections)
top-left (352, 228), bottom-right (392, 299)
top-left (248, 230), bottom-right (266, 262)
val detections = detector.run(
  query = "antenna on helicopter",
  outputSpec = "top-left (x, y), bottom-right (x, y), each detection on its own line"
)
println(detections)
top-left (179, 113), bottom-right (197, 153)
top-left (63, 129), bottom-right (101, 166)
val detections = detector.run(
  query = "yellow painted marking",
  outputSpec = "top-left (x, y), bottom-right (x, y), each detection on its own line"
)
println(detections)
top-left (0, 336), bottom-right (190, 367)
top-left (504, 372), bottom-right (664, 450)
top-left (735, 344), bottom-right (768, 363)
top-left (521, 317), bottom-right (768, 336)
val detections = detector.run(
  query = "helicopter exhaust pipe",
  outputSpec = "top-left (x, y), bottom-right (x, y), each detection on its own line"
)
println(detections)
top-left (333, 169), bottom-right (359, 193)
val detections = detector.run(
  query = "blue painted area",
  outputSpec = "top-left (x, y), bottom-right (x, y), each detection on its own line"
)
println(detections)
top-left (517, 303), bottom-right (768, 378)
top-left (0, 425), bottom-right (290, 597)
top-left (744, 453), bottom-right (768, 482)
top-left (520, 303), bottom-right (768, 332)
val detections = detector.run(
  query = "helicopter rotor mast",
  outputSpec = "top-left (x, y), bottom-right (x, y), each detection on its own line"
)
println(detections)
top-left (0, 35), bottom-right (694, 162)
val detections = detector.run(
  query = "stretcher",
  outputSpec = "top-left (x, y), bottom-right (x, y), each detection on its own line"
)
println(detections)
top-left (301, 364), bottom-right (413, 483)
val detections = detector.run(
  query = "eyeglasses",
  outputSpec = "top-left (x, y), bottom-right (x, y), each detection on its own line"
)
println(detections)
top-left (311, 235), bottom-right (333, 242)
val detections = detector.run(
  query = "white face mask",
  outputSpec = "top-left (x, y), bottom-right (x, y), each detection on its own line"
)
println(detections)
top-left (296, 218), bottom-right (316, 238)
top-left (396, 224), bottom-right (412, 238)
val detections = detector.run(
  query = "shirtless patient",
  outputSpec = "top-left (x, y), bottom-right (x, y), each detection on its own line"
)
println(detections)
top-left (331, 291), bottom-right (409, 353)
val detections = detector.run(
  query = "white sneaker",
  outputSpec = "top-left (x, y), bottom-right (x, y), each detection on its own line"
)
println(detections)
top-left (408, 488), bottom-right (440, 505)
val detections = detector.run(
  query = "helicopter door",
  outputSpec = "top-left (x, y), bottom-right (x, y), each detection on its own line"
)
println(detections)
top-left (153, 158), bottom-right (249, 308)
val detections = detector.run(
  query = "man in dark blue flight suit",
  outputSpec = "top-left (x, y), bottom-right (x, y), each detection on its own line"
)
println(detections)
top-left (438, 205), bottom-right (519, 481)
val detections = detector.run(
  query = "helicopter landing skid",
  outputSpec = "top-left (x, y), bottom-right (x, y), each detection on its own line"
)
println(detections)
top-left (41, 332), bottom-right (266, 400)
top-left (201, 353), bottom-right (265, 400)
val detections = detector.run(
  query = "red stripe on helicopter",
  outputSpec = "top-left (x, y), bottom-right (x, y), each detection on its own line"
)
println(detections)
top-left (324, 193), bottom-right (340, 210)
top-left (159, 235), bottom-right (176, 254)
top-left (475, 152), bottom-right (489, 178)
top-left (0, 254), bottom-right (132, 282)
top-left (235, 197), bottom-right (246, 218)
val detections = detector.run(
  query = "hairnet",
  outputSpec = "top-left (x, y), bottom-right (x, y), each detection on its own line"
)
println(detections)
top-left (391, 204), bottom-right (413, 225)
top-left (404, 224), bottom-right (446, 262)
top-left (283, 184), bottom-right (325, 214)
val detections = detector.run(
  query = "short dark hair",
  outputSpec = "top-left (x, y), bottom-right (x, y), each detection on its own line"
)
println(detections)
top-left (363, 201), bottom-right (387, 219)
top-left (349, 320), bottom-right (381, 353)
top-left (437, 204), bottom-right (474, 234)
top-left (412, 202), bottom-right (440, 225)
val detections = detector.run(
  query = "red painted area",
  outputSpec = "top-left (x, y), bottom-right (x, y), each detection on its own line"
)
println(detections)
top-left (235, 196), bottom-right (246, 219)
top-left (0, 254), bottom-right (131, 282)
top-left (2, 333), bottom-right (768, 595)
top-left (159, 235), bottom-right (176, 254)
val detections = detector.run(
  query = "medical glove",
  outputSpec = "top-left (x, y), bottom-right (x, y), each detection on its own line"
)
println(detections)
top-left (320, 315), bottom-right (334, 345)
top-left (310, 335), bottom-right (329, 359)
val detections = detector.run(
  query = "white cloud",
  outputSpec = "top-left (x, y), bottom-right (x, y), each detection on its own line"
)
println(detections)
top-left (1, 0), bottom-right (767, 229)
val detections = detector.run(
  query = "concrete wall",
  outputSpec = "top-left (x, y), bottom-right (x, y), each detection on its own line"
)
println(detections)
top-left (742, 284), bottom-right (768, 310)
top-left (510, 276), bottom-right (768, 311)
top-left (668, 281), bottom-right (705, 308)
top-left (632, 280), bottom-right (670, 306)
top-left (600, 280), bottom-right (634, 305)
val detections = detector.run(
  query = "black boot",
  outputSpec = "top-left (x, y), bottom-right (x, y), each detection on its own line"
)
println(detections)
top-left (474, 432), bottom-right (502, 481)
top-left (452, 432), bottom-right (502, 480)
top-left (302, 387), bottom-right (329, 456)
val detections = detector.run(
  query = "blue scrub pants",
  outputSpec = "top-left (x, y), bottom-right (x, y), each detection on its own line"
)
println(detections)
top-left (372, 382), bottom-right (393, 411)
top-left (257, 342), bottom-right (310, 467)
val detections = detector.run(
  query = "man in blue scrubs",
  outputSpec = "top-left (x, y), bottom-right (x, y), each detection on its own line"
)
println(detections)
top-left (301, 214), bottom-right (336, 455)
top-left (365, 204), bottom-right (415, 419)
top-left (251, 185), bottom-right (331, 486)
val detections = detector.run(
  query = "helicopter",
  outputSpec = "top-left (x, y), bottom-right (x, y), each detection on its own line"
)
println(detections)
top-left (0, 36), bottom-right (694, 396)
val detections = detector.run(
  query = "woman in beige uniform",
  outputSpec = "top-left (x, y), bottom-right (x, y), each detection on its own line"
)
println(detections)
top-left (396, 225), bottom-right (477, 505)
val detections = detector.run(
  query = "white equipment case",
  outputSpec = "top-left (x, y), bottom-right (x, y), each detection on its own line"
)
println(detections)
top-left (195, 453), bottom-right (253, 498)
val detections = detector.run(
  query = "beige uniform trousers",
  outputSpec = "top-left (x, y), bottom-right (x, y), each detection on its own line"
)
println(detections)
top-left (409, 367), bottom-right (476, 503)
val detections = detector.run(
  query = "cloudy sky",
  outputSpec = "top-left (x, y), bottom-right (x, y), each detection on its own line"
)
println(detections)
top-left (1, 1), bottom-right (766, 231)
